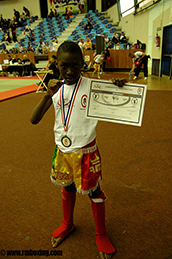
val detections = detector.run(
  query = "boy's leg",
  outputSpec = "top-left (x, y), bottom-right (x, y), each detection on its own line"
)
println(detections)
top-left (89, 186), bottom-right (116, 259)
top-left (143, 56), bottom-right (148, 77)
top-left (51, 183), bottom-right (76, 248)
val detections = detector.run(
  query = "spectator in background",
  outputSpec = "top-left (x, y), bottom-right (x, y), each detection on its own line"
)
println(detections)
top-left (68, 7), bottom-right (74, 18)
top-left (43, 42), bottom-right (51, 54)
top-left (26, 28), bottom-right (34, 42)
top-left (1, 47), bottom-right (9, 54)
top-left (104, 34), bottom-right (110, 46)
top-left (84, 18), bottom-right (93, 33)
top-left (119, 31), bottom-right (127, 44)
top-left (48, 8), bottom-right (54, 19)
top-left (10, 20), bottom-right (18, 42)
top-left (85, 37), bottom-right (92, 50)
top-left (22, 54), bottom-right (37, 76)
top-left (0, 14), bottom-right (4, 28)
top-left (20, 12), bottom-right (26, 25)
top-left (18, 43), bottom-right (23, 53)
top-left (23, 6), bottom-right (30, 18)
top-left (39, 55), bottom-right (60, 91)
top-left (78, 38), bottom-right (86, 52)
top-left (79, 0), bottom-right (85, 13)
top-left (13, 9), bottom-right (20, 24)
top-left (54, 9), bottom-right (59, 18)
top-left (36, 40), bottom-right (45, 54)
top-left (50, 38), bottom-right (58, 52)
top-left (63, 7), bottom-right (69, 20)
top-left (26, 42), bottom-right (34, 52)
top-left (111, 30), bottom-right (119, 45)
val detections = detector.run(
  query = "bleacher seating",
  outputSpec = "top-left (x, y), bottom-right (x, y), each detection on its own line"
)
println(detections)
top-left (1, 9), bottom-right (130, 53)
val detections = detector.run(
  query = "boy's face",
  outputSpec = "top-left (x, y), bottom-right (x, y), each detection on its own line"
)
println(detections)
top-left (57, 52), bottom-right (83, 85)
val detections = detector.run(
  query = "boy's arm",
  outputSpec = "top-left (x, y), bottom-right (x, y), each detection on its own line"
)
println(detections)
top-left (30, 79), bottom-right (62, 124)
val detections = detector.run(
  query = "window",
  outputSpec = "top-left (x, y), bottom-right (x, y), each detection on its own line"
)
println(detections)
top-left (120, 0), bottom-right (135, 17)
top-left (139, 0), bottom-right (153, 8)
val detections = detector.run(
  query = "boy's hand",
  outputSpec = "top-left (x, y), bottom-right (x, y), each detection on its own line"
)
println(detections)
top-left (46, 79), bottom-right (63, 97)
top-left (111, 78), bottom-right (127, 87)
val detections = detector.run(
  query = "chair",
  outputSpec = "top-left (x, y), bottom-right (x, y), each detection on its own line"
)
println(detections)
top-left (100, 16), bottom-right (105, 20)
top-left (107, 23), bottom-right (112, 28)
top-left (67, 35), bottom-right (73, 41)
top-left (96, 20), bottom-right (102, 25)
top-left (100, 24), bottom-right (106, 29)
top-left (110, 27), bottom-right (116, 33)
top-left (97, 28), bottom-right (103, 34)
top-left (104, 28), bottom-right (110, 34)
top-left (103, 19), bottom-right (109, 24)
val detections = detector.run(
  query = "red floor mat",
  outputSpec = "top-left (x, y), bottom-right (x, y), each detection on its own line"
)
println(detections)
top-left (0, 84), bottom-right (38, 102)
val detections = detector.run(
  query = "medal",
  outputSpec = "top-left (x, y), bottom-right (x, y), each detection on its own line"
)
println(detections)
top-left (60, 77), bottom-right (82, 147)
top-left (61, 135), bottom-right (72, 147)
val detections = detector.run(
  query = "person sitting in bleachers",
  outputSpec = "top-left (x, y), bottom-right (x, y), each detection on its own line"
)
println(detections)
top-left (78, 38), bottom-right (86, 52)
top-left (36, 40), bottom-right (45, 54)
top-left (50, 38), bottom-right (58, 52)
top-left (119, 31), bottom-right (127, 44)
top-left (54, 9), bottom-right (59, 18)
top-left (18, 43), bottom-right (23, 53)
top-left (1, 47), bottom-right (9, 54)
top-left (26, 42), bottom-right (34, 52)
top-left (104, 34), bottom-right (110, 46)
top-left (43, 42), bottom-right (51, 54)
top-left (111, 30), bottom-right (119, 45)
top-left (85, 37), bottom-right (92, 50)
top-left (68, 7), bottom-right (74, 18)
top-left (63, 7), bottom-right (69, 20)
top-left (23, 6), bottom-right (30, 18)
top-left (84, 18), bottom-right (93, 33)
top-left (13, 9), bottom-right (20, 26)
top-left (48, 8), bottom-right (54, 19)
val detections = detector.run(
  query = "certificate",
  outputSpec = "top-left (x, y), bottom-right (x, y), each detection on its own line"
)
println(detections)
top-left (86, 79), bottom-right (147, 126)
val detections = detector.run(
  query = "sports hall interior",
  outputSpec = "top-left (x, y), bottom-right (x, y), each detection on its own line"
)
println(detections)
top-left (0, 0), bottom-right (172, 259)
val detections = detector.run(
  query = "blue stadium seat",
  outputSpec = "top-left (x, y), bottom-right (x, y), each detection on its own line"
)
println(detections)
top-left (100, 16), bottom-right (105, 20)
top-left (104, 28), bottom-right (110, 33)
top-left (103, 19), bottom-right (108, 24)
top-left (110, 27), bottom-right (116, 33)
top-left (107, 23), bottom-right (112, 28)
top-left (96, 20), bottom-right (103, 25)
top-left (100, 24), bottom-right (106, 29)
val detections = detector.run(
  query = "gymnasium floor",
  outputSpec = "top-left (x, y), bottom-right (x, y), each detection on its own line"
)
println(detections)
top-left (0, 72), bottom-right (172, 259)
top-left (0, 71), bottom-right (172, 94)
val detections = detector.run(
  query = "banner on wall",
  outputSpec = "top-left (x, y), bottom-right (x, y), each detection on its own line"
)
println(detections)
top-left (48, 0), bottom-right (81, 13)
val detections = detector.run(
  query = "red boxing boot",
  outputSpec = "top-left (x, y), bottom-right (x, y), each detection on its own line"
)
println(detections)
top-left (90, 191), bottom-right (116, 258)
top-left (51, 186), bottom-right (76, 248)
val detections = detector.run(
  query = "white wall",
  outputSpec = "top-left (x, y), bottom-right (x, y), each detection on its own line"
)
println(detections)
top-left (96, 0), bottom-right (102, 12)
top-left (103, 0), bottom-right (172, 74)
top-left (0, 0), bottom-right (41, 19)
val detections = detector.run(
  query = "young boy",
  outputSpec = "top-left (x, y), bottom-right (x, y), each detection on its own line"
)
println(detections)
top-left (30, 41), bottom-right (125, 259)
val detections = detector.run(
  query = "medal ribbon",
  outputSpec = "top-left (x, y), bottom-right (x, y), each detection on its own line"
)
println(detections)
top-left (60, 76), bottom-right (82, 132)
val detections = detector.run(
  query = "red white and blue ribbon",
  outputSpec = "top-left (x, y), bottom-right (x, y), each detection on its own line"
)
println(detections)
top-left (60, 76), bottom-right (82, 132)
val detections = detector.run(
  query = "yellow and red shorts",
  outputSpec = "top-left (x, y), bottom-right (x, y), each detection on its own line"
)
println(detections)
top-left (50, 139), bottom-right (102, 194)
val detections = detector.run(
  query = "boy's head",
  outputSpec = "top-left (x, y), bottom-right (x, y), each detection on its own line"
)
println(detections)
top-left (56, 41), bottom-right (84, 85)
